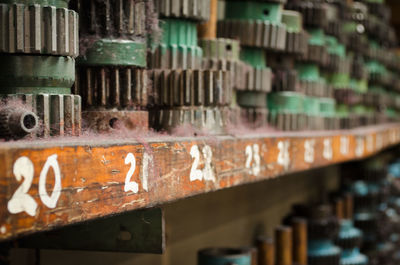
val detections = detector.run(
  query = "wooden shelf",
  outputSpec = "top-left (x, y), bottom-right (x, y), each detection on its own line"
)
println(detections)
top-left (1, 124), bottom-right (400, 241)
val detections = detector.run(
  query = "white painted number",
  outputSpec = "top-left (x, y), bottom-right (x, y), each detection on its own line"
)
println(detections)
top-left (376, 133), bottom-right (383, 150)
top-left (39, 155), bottom-right (62, 209)
top-left (190, 145), bottom-right (215, 182)
top-left (323, 139), bottom-right (333, 161)
top-left (245, 144), bottom-right (261, 176)
top-left (124, 153), bottom-right (139, 193)
top-left (141, 152), bottom-right (151, 192)
top-left (366, 135), bottom-right (374, 152)
top-left (304, 140), bottom-right (315, 163)
top-left (355, 137), bottom-right (364, 157)
top-left (8, 155), bottom-right (62, 216)
top-left (340, 136), bottom-right (349, 155)
top-left (278, 141), bottom-right (290, 170)
top-left (7, 157), bottom-right (38, 216)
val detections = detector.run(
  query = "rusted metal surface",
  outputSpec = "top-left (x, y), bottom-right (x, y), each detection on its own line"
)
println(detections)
top-left (0, 124), bottom-right (399, 241)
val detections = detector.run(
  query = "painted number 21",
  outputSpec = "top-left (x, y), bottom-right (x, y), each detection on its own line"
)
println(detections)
top-left (245, 144), bottom-right (261, 176)
top-left (8, 155), bottom-right (61, 217)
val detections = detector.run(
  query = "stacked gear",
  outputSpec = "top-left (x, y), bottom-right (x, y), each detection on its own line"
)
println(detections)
top-left (361, 0), bottom-right (400, 125)
top-left (343, 159), bottom-right (395, 265)
top-left (199, 38), bottom-right (248, 126)
top-left (0, 0), bottom-right (81, 139)
top-left (198, 248), bottom-right (254, 265)
top-left (218, 0), bottom-right (286, 128)
top-left (333, 195), bottom-right (369, 265)
top-left (266, 10), bottom-right (309, 131)
top-left (150, 0), bottom-right (233, 134)
top-left (286, 0), bottom-right (337, 131)
top-left (387, 160), bottom-right (400, 264)
top-left (289, 204), bottom-right (341, 265)
top-left (71, 0), bottom-right (148, 132)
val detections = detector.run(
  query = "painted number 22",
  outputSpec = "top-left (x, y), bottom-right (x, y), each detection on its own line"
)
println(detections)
top-left (8, 155), bottom-right (62, 217)
top-left (190, 145), bottom-right (215, 182)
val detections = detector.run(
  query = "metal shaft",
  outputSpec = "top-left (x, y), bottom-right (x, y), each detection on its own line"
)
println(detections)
top-left (256, 236), bottom-right (275, 265)
top-left (292, 218), bottom-right (308, 265)
top-left (275, 226), bottom-right (292, 265)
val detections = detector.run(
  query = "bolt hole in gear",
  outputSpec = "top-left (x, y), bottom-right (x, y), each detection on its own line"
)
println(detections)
top-left (22, 114), bottom-right (37, 131)
top-left (109, 118), bottom-right (120, 130)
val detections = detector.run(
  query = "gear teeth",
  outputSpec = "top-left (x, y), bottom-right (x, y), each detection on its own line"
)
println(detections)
top-left (202, 60), bottom-right (249, 91)
top-left (285, 30), bottom-right (309, 55)
top-left (150, 107), bottom-right (229, 134)
top-left (273, 69), bottom-right (301, 92)
top-left (217, 20), bottom-right (287, 51)
top-left (285, 1), bottom-right (328, 28)
top-left (301, 81), bottom-right (331, 98)
top-left (151, 69), bottom-right (232, 108)
top-left (240, 108), bottom-right (268, 128)
top-left (268, 113), bottom-right (305, 131)
top-left (75, 66), bottom-right (148, 110)
top-left (0, 3), bottom-right (79, 57)
top-left (153, 0), bottom-right (210, 21)
top-left (1, 94), bottom-right (81, 137)
top-left (237, 67), bottom-right (272, 93)
top-left (149, 45), bottom-right (203, 70)
top-left (299, 44), bottom-right (329, 67)
top-left (73, 0), bottom-right (147, 38)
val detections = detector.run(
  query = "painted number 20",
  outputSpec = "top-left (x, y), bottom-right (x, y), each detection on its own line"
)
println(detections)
top-left (8, 155), bottom-right (61, 217)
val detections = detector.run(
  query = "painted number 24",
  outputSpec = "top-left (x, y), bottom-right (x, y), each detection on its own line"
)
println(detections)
top-left (8, 155), bottom-right (61, 217)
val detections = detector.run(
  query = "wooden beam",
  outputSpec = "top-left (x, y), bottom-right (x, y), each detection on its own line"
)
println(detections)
top-left (0, 124), bottom-right (399, 241)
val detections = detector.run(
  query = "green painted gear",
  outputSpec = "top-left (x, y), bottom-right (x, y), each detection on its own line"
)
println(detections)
top-left (297, 63), bottom-right (322, 82)
top-left (325, 36), bottom-right (346, 58)
top-left (159, 19), bottom-right (198, 47)
top-left (224, 1), bottom-right (283, 24)
top-left (336, 104), bottom-right (350, 118)
top-left (237, 91), bottom-right (267, 108)
top-left (319, 97), bottom-right (336, 117)
top-left (308, 28), bottom-right (326, 47)
top-left (328, 73), bottom-right (350, 89)
top-left (282, 10), bottom-right (301, 33)
top-left (0, 0), bottom-right (68, 8)
top-left (200, 38), bottom-right (240, 61)
top-left (0, 55), bottom-right (74, 94)
top-left (79, 39), bottom-right (147, 67)
top-left (349, 78), bottom-right (368, 93)
top-left (267, 92), bottom-right (304, 114)
top-left (304, 96), bottom-right (320, 116)
top-left (240, 48), bottom-right (267, 68)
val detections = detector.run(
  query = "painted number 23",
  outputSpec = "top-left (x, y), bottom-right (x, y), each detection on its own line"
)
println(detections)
top-left (8, 155), bottom-right (61, 217)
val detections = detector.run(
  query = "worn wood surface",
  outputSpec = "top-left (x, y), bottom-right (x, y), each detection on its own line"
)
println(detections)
top-left (0, 124), bottom-right (400, 241)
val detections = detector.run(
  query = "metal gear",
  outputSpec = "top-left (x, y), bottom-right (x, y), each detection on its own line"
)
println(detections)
top-left (151, 69), bottom-right (232, 108)
top-left (70, 0), bottom-right (147, 38)
top-left (217, 20), bottom-right (286, 51)
top-left (153, 0), bottom-right (210, 21)
top-left (0, 107), bottom-right (39, 139)
top-left (0, 3), bottom-right (79, 57)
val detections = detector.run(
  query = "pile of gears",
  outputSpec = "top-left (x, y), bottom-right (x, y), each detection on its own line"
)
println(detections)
top-left (194, 155), bottom-right (400, 265)
top-left (1, 0), bottom-right (400, 139)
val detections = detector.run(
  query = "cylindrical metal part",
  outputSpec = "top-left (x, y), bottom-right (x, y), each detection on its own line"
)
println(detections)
top-left (198, 248), bottom-right (252, 265)
top-left (292, 218), bottom-right (307, 265)
top-left (255, 236), bottom-right (275, 265)
top-left (275, 226), bottom-right (292, 265)
top-left (198, 0), bottom-right (218, 39)
top-left (344, 193), bottom-right (354, 220)
top-left (0, 107), bottom-right (38, 139)
top-left (334, 198), bottom-right (344, 220)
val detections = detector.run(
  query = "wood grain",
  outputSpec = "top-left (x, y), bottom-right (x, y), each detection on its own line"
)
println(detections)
top-left (0, 124), bottom-right (399, 241)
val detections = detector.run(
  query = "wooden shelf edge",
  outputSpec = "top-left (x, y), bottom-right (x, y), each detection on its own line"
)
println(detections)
top-left (1, 123), bottom-right (400, 241)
